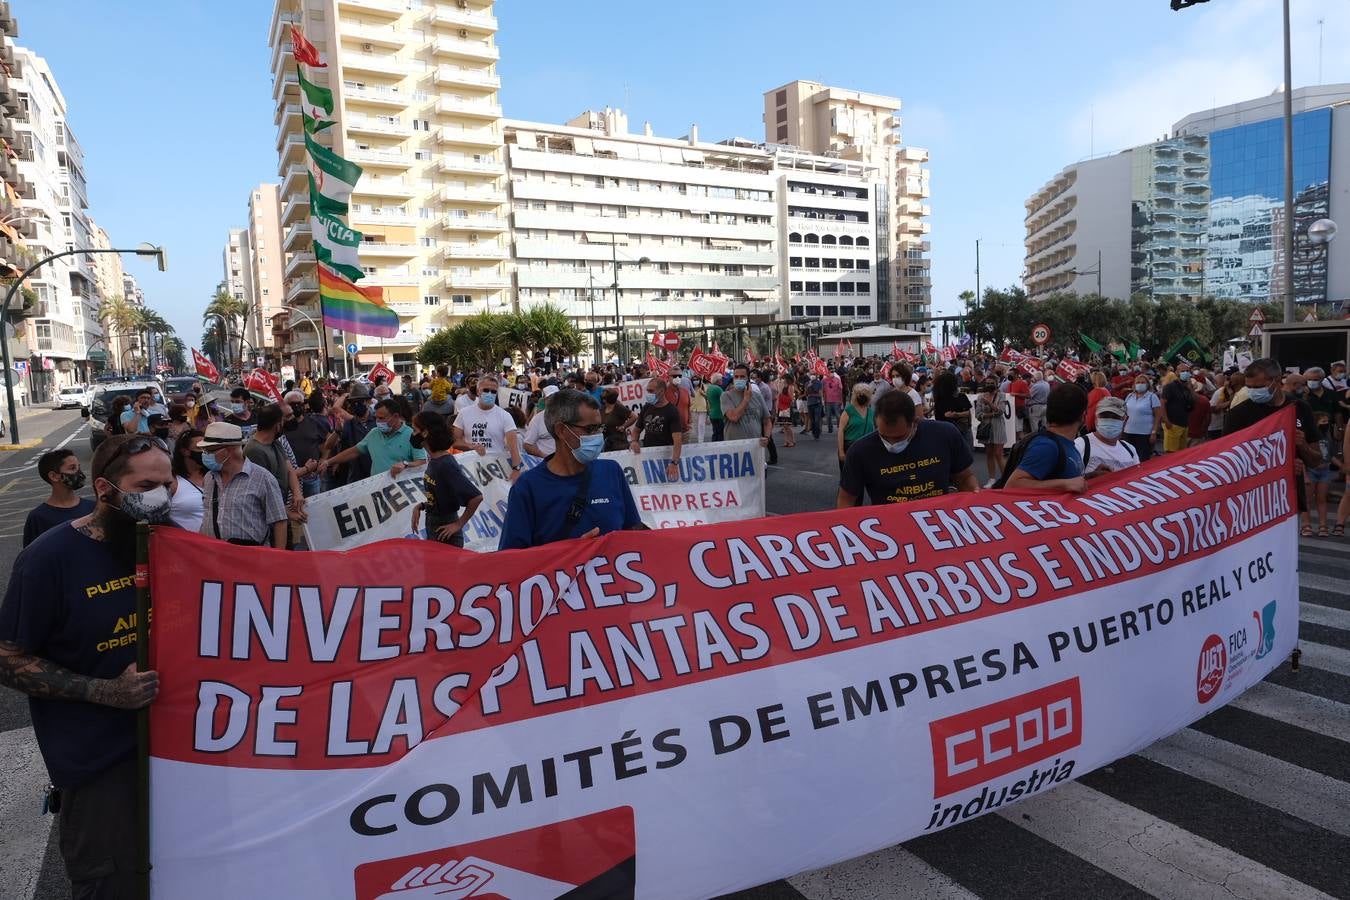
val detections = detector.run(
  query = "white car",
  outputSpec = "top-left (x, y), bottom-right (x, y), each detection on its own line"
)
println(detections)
top-left (57, 385), bottom-right (90, 410)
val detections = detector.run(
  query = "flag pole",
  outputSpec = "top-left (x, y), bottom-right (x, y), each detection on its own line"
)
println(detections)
top-left (134, 521), bottom-right (153, 900)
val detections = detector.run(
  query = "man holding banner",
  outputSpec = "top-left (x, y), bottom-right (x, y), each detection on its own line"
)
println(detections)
top-left (499, 389), bottom-right (641, 549)
top-left (452, 375), bottom-right (524, 479)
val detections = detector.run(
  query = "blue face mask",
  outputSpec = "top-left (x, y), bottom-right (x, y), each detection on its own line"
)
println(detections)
top-left (203, 452), bottom-right (224, 472)
top-left (733, 378), bottom-right (748, 390)
top-left (230, 403), bottom-right (246, 415)
top-left (568, 427), bottom-right (604, 464)
top-left (1247, 386), bottom-right (1273, 405)
top-left (1134, 383), bottom-right (1148, 393)
top-left (645, 392), bottom-right (659, 405)
top-left (375, 421), bottom-right (392, 434)
top-left (1179, 372), bottom-right (1191, 382)
top-left (479, 391), bottom-right (497, 406)
top-left (1096, 418), bottom-right (1125, 439)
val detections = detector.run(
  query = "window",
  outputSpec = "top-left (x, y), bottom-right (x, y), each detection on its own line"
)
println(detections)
top-left (422, 267), bottom-right (438, 277)
top-left (423, 295), bottom-right (441, 305)
top-left (414, 150), bottom-right (432, 161)
top-left (788, 232), bottom-right (802, 244)
top-left (261, 288), bottom-right (270, 296)
top-left (805, 282), bottom-right (820, 294)
top-left (840, 306), bottom-right (855, 316)
top-left (789, 256), bottom-right (802, 268)
top-left (532, 201), bottom-right (546, 210)
top-left (776, 107), bottom-right (787, 123)
top-left (776, 89), bottom-right (787, 105)
top-left (838, 282), bottom-right (854, 294)
top-left (789, 281), bottom-right (803, 292)
top-left (823, 306), bottom-right (839, 317)
top-left (790, 306), bottom-right (804, 317)
top-left (805, 305), bottom-right (820, 317)
top-left (420, 237), bottom-right (437, 247)
top-left (856, 260), bottom-right (870, 271)
top-left (451, 294), bottom-right (472, 305)
top-left (857, 282), bottom-right (870, 293)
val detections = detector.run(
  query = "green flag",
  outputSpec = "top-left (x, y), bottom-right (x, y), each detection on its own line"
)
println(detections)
top-left (311, 210), bottom-right (364, 281)
top-left (1079, 333), bottom-right (1105, 354)
top-left (304, 131), bottom-right (362, 219)
top-left (1163, 335), bottom-right (1211, 366)
top-left (298, 67), bottom-right (335, 134)
top-left (1109, 344), bottom-right (1128, 364)
top-left (1117, 337), bottom-right (1142, 361)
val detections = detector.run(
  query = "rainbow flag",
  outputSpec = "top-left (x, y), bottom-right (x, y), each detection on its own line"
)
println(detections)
top-left (318, 264), bottom-right (399, 338)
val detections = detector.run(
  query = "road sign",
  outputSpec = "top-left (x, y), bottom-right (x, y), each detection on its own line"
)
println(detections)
top-left (1248, 308), bottom-right (1266, 324)
top-left (1031, 323), bottom-right (1052, 346)
top-left (651, 331), bottom-right (680, 352)
top-left (1248, 323), bottom-right (1263, 338)
top-left (87, 349), bottom-right (107, 361)
top-left (346, 342), bottom-right (359, 355)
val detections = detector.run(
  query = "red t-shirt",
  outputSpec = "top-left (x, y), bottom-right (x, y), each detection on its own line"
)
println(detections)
top-left (1007, 380), bottom-right (1030, 410)
top-left (1187, 392), bottom-right (1212, 438)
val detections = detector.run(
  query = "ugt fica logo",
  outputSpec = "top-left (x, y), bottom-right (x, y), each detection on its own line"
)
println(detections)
top-left (1252, 600), bottom-right (1277, 660)
top-left (1196, 634), bottom-right (1227, 704)
top-left (354, 807), bottom-right (634, 900)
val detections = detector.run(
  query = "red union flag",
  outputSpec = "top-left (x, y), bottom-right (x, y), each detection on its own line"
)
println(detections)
top-left (1000, 346), bottom-right (1027, 364)
top-left (244, 368), bottom-right (283, 403)
top-left (834, 339), bottom-right (846, 358)
top-left (941, 345), bottom-right (958, 363)
top-left (191, 348), bottom-right (219, 383)
top-left (1016, 358), bottom-right (1042, 378)
top-left (368, 361), bottom-right (396, 385)
top-left (290, 24), bottom-right (326, 67)
top-left (892, 340), bottom-right (902, 360)
top-left (813, 357), bottom-right (828, 376)
top-left (651, 331), bottom-right (680, 351)
top-left (688, 348), bottom-right (720, 380)
top-left (1056, 359), bottom-right (1091, 382)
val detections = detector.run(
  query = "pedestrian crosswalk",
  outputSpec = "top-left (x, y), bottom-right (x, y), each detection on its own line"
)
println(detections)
top-left (723, 536), bottom-right (1350, 900)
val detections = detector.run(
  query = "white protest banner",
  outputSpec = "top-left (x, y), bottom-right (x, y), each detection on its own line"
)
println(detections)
top-left (615, 378), bottom-right (652, 416)
top-left (499, 386), bottom-right (533, 413)
top-left (148, 410), bottom-right (1299, 899)
top-left (300, 466), bottom-right (430, 550)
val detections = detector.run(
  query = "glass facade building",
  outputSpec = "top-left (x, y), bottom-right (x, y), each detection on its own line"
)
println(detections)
top-left (1127, 107), bottom-right (1334, 304)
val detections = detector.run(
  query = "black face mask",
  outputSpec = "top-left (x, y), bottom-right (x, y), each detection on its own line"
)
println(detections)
top-left (410, 433), bottom-right (424, 449)
top-left (189, 451), bottom-right (204, 468)
top-left (153, 428), bottom-right (171, 441)
top-left (60, 471), bottom-right (87, 490)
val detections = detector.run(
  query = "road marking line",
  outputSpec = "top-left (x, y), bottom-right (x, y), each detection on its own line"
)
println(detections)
top-left (1298, 641), bottom-right (1350, 677)
top-left (1141, 728), bottom-right (1350, 838)
top-left (1229, 681), bottom-right (1350, 743)
top-left (1299, 573), bottom-right (1349, 593)
top-left (998, 780), bottom-right (1337, 900)
top-left (1300, 602), bottom-right (1350, 631)
top-left (789, 846), bottom-right (979, 900)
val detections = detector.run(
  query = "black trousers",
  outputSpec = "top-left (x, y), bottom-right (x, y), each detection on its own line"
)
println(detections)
top-left (59, 755), bottom-right (140, 900)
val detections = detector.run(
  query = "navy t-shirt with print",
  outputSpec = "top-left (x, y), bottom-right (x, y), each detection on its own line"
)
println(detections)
top-left (499, 458), bottom-right (641, 549)
top-left (22, 498), bottom-right (94, 547)
top-left (840, 420), bottom-right (973, 505)
top-left (0, 524), bottom-right (138, 787)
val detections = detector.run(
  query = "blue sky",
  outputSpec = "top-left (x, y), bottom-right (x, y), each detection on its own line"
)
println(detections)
top-left (15, 0), bottom-right (1350, 343)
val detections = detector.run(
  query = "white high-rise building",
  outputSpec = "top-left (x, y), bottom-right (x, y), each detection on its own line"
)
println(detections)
top-left (12, 47), bottom-right (100, 391)
top-left (246, 184), bottom-right (285, 359)
top-left (269, 0), bottom-right (507, 374)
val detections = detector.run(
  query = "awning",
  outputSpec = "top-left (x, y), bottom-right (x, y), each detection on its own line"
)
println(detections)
top-left (572, 136), bottom-right (594, 155)
top-left (742, 290), bottom-right (777, 299)
top-left (636, 145), bottom-right (662, 161)
top-left (682, 149), bottom-right (705, 163)
top-left (659, 147), bottom-right (683, 163)
top-left (583, 232), bottom-right (623, 245)
top-left (513, 130), bottom-right (537, 150)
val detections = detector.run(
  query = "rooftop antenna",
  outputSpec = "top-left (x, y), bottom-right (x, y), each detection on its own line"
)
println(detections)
top-left (1317, 18), bottom-right (1324, 84)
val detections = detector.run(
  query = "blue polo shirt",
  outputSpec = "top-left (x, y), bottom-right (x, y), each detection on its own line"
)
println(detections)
top-left (356, 422), bottom-right (427, 474)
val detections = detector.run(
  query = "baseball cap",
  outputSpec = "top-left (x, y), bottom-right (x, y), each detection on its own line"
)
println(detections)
top-left (1096, 396), bottom-right (1127, 418)
top-left (542, 384), bottom-right (560, 399)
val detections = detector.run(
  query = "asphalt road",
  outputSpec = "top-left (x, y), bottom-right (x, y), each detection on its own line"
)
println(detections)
top-left (0, 414), bottom-right (1346, 900)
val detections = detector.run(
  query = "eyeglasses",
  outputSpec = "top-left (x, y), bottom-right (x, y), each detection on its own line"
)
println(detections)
top-left (109, 435), bottom-right (171, 460)
top-left (567, 422), bottom-right (604, 436)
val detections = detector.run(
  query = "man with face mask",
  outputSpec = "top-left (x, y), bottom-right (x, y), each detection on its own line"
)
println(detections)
top-left (323, 399), bottom-right (428, 479)
top-left (1083, 396), bottom-right (1140, 477)
top-left (499, 389), bottom-right (642, 549)
top-left (0, 433), bottom-right (169, 899)
top-left (24, 448), bottom-right (95, 546)
top-left (720, 364), bottom-right (772, 447)
top-left (452, 375), bottom-right (524, 479)
top-left (837, 390), bottom-right (976, 507)
top-left (1224, 357), bottom-right (1324, 524)
top-left (224, 387), bottom-right (256, 440)
top-left (199, 422), bottom-right (288, 548)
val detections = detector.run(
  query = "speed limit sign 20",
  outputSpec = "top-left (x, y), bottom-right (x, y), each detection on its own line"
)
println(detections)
top-left (1031, 323), bottom-right (1052, 346)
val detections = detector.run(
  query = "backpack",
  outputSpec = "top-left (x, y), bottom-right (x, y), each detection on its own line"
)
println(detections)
top-left (992, 429), bottom-right (1090, 489)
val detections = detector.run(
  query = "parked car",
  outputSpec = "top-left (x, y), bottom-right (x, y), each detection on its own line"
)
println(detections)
top-left (163, 375), bottom-right (209, 405)
top-left (83, 380), bottom-right (164, 452)
top-left (57, 385), bottom-right (90, 410)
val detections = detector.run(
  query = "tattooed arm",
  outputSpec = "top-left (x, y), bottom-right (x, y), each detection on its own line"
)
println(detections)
top-left (0, 641), bottom-right (158, 709)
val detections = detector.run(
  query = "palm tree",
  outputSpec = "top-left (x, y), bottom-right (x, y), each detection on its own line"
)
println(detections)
top-left (159, 335), bottom-right (186, 372)
top-left (203, 287), bottom-right (249, 369)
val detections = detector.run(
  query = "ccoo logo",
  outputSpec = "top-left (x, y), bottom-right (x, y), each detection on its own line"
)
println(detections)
top-left (1196, 633), bottom-right (1227, 703)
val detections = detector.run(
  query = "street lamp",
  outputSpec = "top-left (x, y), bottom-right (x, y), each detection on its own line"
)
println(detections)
top-left (1071, 250), bottom-right (1103, 298)
top-left (0, 244), bottom-right (165, 443)
top-left (270, 306), bottom-right (328, 376)
top-left (609, 239), bottom-right (651, 364)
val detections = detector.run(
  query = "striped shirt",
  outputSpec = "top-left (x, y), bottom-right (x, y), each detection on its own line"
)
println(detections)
top-left (201, 459), bottom-right (286, 545)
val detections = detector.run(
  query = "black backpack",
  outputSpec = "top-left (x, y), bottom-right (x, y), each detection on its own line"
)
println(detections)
top-left (992, 429), bottom-right (1090, 489)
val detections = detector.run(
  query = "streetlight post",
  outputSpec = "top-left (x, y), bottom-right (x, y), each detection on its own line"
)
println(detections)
top-left (1071, 250), bottom-right (1103, 298)
top-left (0, 244), bottom-right (164, 443)
top-left (1280, 0), bottom-right (1295, 322)
top-left (608, 240), bottom-right (651, 365)
top-left (272, 306), bottom-right (328, 376)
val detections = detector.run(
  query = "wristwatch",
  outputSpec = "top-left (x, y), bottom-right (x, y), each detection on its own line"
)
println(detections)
top-left (511, 462), bottom-right (524, 471)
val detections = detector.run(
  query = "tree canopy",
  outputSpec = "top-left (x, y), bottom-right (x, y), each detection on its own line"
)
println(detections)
top-left (416, 305), bottom-right (583, 371)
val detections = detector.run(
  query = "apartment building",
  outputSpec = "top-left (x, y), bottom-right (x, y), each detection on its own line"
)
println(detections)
top-left (246, 183), bottom-right (285, 358)
top-left (763, 81), bottom-right (931, 322)
top-left (87, 219), bottom-right (124, 369)
top-left (1025, 85), bottom-right (1350, 306)
top-left (268, 0), bottom-right (507, 372)
top-left (11, 46), bottom-right (100, 393)
top-left (504, 110), bottom-right (780, 335)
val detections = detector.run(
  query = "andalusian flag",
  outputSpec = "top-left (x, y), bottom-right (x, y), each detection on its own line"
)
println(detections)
top-left (318, 264), bottom-right (399, 338)
top-left (1163, 335), bottom-right (1211, 366)
top-left (1079, 333), bottom-right (1105, 354)
top-left (298, 67), bottom-right (335, 134)
top-left (305, 132), bottom-right (361, 218)
top-left (312, 210), bottom-right (364, 281)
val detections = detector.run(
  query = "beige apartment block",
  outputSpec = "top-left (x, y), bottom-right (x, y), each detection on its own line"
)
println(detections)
top-left (763, 80), bottom-right (931, 323)
top-left (246, 183), bottom-right (285, 358)
top-left (269, 0), bottom-right (506, 373)
top-left (87, 219), bottom-right (125, 369)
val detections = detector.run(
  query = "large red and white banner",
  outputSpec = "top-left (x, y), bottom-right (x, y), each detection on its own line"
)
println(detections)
top-left (148, 411), bottom-right (1298, 899)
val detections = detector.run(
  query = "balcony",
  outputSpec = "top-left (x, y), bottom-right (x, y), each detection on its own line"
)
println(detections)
top-left (444, 271), bottom-right (509, 289)
top-left (348, 147), bottom-right (413, 169)
top-left (347, 115), bottom-right (412, 138)
top-left (350, 209), bottom-right (416, 227)
top-left (281, 163), bottom-right (308, 196)
top-left (432, 5), bottom-right (498, 31)
top-left (437, 124), bottom-right (499, 148)
top-left (279, 131), bottom-right (307, 166)
top-left (284, 222), bottom-right (313, 252)
top-left (288, 332), bottom-right (322, 354)
top-left (281, 192), bottom-right (309, 226)
top-left (441, 214), bottom-right (506, 233)
top-left (285, 251), bottom-right (314, 279)
top-left (438, 154), bottom-right (503, 175)
top-left (387, 300), bottom-right (424, 317)
top-left (286, 276), bottom-right (319, 303)
top-left (433, 65), bottom-right (500, 89)
top-left (272, 70), bottom-right (300, 104)
top-left (358, 241), bottom-right (419, 257)
top-left (341, 21), bottom-right (403, 47)
top-left (363, 271), bottom-right (420, 287)
top-left (440, 184), bottom-right (504, 204)
top-left (444, 241), bottom-right (506, 259)
top-left (354, 178), bottom-right (416, 198)
top-left (344, 53), bottom-right (410, 77)
top-left (431, 36), bottom-right (499, 63)
top-left (336, 0), bottom-right (405, 16)
top-left (897, 202), bottom-right (931, 218)
top-left (436, 96), bottom-right (501, 119)
top-left (344, 83), bottom-right (407, 108)
top-left (270, 8), bottom-right (299, 45)
top-left (276, 101), bottom-right (301, 131)
top-left (270, 39), bottom-right (294, 77)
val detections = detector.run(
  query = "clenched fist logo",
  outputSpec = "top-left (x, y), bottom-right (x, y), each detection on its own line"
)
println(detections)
top-left (376, 856), bottom-right (577, 899)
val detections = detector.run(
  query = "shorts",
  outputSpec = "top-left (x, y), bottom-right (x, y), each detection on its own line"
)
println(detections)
top-left (777, 413), bottom-right (793, 425)
top-left (1162, 423), bottom-right (1188, 453)
top-left (1306, 465), bottom-right (1334, 484)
